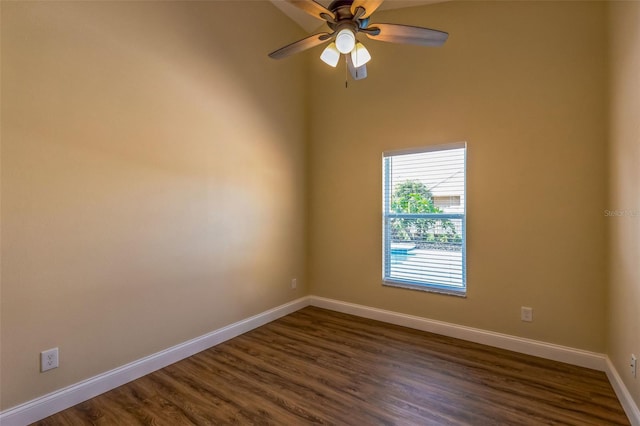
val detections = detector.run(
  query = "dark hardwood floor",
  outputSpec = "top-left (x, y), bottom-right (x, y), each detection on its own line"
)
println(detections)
top-left (35, 306), bottom-right (629, 425)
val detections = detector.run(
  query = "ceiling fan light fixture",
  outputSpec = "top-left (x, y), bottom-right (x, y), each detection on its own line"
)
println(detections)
top-left (335, 29), bottom-right (356, 54)
top-left (351, 42), bottom-right (371, 67)
top-left (320, 42), bottom-right (341, 67)
top-left (267, 0), bottom-right (450, 82)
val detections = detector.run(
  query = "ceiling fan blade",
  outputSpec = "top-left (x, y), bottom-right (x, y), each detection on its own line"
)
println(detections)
top-left (365, 23), bottom-right (448, 46)
top-left (285, 0), bottom-right (335, 22)
top-left (347, 54), bottom-right (368, 80)
top-left (351, 0), bottom-right (384, 19)
top-left (268, 33), bottom-right (332, 59)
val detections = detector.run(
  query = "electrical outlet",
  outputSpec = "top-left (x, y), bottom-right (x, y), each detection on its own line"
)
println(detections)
top-left (41, 348), bottom-right (59, 372)
top-left (291, 278), bottom-right (297, 289)
top-left (521, 306), bottom-right (533, 322)
top-left (631, 354), bottom-right (637, 378)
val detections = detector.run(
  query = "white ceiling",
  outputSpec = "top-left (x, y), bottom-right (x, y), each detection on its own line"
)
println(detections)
top-left (270, 0), bottom-right (443, 33)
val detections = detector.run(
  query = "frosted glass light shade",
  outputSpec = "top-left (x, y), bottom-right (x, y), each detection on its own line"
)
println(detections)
top-left (351, 42), bottom-right (371, 67)
top-left (320, 43), bottom-right (340, 67)
top-left (335, 29), bottom-right (356, 54)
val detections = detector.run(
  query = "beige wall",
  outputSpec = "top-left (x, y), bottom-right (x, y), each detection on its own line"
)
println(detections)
top-left (1, 1), bottom-right (307, 409)
top-left (608, 1), bottom-right (640, 408)
top-left (309, 1), bottom-right (608, 351)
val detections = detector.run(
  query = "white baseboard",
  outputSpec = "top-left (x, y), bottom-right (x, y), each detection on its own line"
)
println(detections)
top-left (309, 296), bottom-right (607, 371)
top-left (605, 357), bottom-right (640, 426)
top-left (0, 296), bottom-right (311, 426)
top-left (3, 294), bottom-right (638, 426)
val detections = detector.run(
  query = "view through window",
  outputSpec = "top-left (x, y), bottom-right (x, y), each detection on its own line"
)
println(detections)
top-left (382, 143), bottom-right (466, 295)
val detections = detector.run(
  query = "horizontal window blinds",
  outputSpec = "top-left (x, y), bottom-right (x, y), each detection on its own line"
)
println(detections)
top-left (383, 144), bottom-right (466, 294)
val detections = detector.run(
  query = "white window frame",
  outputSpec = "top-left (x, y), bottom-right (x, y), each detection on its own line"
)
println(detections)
top-left (382, 142), bottom-right (467, 296)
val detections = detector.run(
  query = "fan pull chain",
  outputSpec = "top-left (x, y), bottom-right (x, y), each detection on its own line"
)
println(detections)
top-left (344, 57), bottom-right (349, 89)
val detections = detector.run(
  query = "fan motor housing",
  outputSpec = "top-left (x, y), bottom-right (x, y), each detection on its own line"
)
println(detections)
top-left (327, 0), bottom-right (370, 31)
top-left (328, 0), bottom-right (354, 14)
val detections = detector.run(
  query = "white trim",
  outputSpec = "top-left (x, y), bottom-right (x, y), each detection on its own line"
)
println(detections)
top-left (382, 141), bottom-right (467, 157)
top-left (0, 296), bottom-right (311, 426)
top-left (309, 296), bottom-right (607, 371)
top-left (605, 357), bottom-right (640, 426)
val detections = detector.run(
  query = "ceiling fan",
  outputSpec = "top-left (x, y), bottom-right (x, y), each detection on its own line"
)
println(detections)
top-left (268, 0), bottom-right (448, 81)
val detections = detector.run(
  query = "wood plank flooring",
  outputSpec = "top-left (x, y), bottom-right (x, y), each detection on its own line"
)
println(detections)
top-left (34, 306), bottom-right (630, 425)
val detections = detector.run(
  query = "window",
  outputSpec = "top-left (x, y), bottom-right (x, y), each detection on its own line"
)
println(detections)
top-left (382, 143), bottom-right (466, 295)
